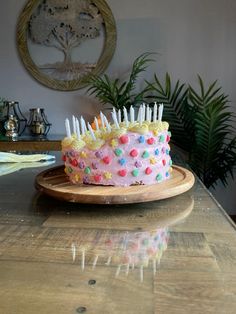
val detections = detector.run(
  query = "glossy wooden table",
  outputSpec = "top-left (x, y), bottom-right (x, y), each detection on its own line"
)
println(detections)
top-left (0, 157), bottom-right (235, 314)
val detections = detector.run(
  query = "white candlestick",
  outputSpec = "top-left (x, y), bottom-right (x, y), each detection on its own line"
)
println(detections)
top-left (65, 118), bottom-right (71, 138)
top-left (130, 106), bottom-right (135, 123)
top-left (112, 112), bottom-right (120, 129)
top-left (100, 111), bottom-right (105, 128)
top-left (75, 118), bottom-right (81, 139)
top-left (94, 117), bottom-right (99, 131)
top-left (153, 102), bottom-right (157, 122)
top-left (158, 104), bottom-right (164, 122)
top-left (72, 115), bottom-right (76, 135)
top-left (103, 115), bottom-right (111, 132)
top-left (142, 104), bottom-right (146, 121)
top-left (118, 109), bottom-right (121, 124)
top-left (80, 116), bottom-right (86, 135)
top-left (123, 107), bottom-right (129, 127)
top-left (87, 122), bottom-right (96, 141)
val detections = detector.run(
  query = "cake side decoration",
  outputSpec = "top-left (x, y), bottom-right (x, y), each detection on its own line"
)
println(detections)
top-left (62, 103), bottom-right (172, 186)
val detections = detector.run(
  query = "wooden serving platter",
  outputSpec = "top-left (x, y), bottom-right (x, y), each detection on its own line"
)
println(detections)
top-left (35, 165), bottom-right (195, 204)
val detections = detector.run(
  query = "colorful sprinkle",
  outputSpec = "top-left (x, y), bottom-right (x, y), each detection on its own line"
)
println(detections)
top-left (132, 169), bottom-right (139, 177)
top-left (162, 159), bottom-right (166, 166)
top-left (150, 157), bottom-right (156, 165)
top-left (114, 148), bottom-right (123, 157)
top-left (71, 159), bottom-right (78, 167)
top-left (147, 137), bottom-right (155, 145)
top-left (142, 151), bottom-right (150, 158)
top-left (142, 239), bottom-right (149, 246)
top-left (74, 174), bottom-right (80, 182)
top-left (153, 129), bottom-right (159, 136)
top-left (159, 135), bottom-right (165, 143)
top-left (138, 135), bottom-right (145, 143)
top-left (162, 147), bottom-right (166, 154)
top-left (91, 162), bottom-right (98, 170)
top-left (156, 173), bottom-right (162, 181)
top-left (110, 139), bottom-right (118, 148)
top-left (119, 135), bottom-right (129, 144)
top-left (166, 149), bottom-right (170, 155)
top-left (134, 160), bottom-right (142, 168)
top-left (154, 148), bottom-right (159, 156)
top-left (118, 158), bottom-right (126, 166)
top-left (130, 149), bottom-right (138, 157)
top-left (166, 171), bottom-right (169, 177)
top-left (103, 156), bottom-right (112, 165)
top-left (62, 154), bottom-right (66, 162)
top-left (145, 167), bottom-right (152, 175)
top-left (94, 174), bottom-right (102, 183)
top-left (84, 167), bottom-right (91, 174)
top-left (83, 176), bottom-right (89, 184)
top-left (95, 151), bottom-right (103, 158)
top-left (68, 167), bottom-right (73, 173)
top-left (104, 172), bottom-right (112, 180)
top-left (80, 151), bottom-right (87, 158)
top-left (78, 161), bottom-right (85, 169)
top-left (118, 169), bottom-right (127, 177)
top-left (166, 135), bottom-right (171, 142)
top-left (169, 159), bottom-right (173, 166)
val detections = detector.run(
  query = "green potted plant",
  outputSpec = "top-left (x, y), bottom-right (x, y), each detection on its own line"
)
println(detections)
top-left (0, 98), bottom-right (7, 136)
top-left (145, 74), bottom-right (236, 188)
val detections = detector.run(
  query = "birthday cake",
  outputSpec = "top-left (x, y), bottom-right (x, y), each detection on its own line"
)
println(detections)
top-left (62, 104), bottom-right (172, 186)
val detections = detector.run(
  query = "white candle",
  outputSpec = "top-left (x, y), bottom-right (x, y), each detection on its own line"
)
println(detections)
top-left (158, 104), bottom-right (164, 122)
top-left (87, 122), bottom-right (96, 141)
top-left (153, 102), bottom-right (157, 122)
top-left (123, 107), bottom-right (129, 127)
top-left (103, 115), bottom-right (111, 132)
top-left (118, 109), bottom-right (121, 124)
top-left (75, 118), bottom-right (81, 139)
top-left (100, 111), bottom-right (105, 128)
top-left (142, 103), bottom-right (146, 121)
top-left (146, 105), bottom-right (150, 122)
top-left (72, 115), bottom-right (76, 135)
top-left (148, 108), bottom-right (152, 122)
top-left (94, 117), bottom-right (99, 131)
top-left (112, 112), bottom-right (120, 129)
top-left (65, 118), bottom-right (71, 138)
top-left (130, 106), bottom-right (135, 123)
top-left (80, 116), bottom-right (86, 135)
top-left (139, 106), bottom-right (143, 126)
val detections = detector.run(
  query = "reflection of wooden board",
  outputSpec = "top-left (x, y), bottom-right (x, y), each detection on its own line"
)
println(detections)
top-left (35, 165), bottom-right (195, 204)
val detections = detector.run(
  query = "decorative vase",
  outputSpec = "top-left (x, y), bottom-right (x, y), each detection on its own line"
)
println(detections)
top-left (27, 108), bottom-right (51, 137)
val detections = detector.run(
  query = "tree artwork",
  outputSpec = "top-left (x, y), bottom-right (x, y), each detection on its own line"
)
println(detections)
top-left (29, 0), bottom-right (103, 80)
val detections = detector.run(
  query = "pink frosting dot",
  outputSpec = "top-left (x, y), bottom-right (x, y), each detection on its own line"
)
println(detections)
top-left (130, 148), bottom-right (138, 157)
top-left (119, 135), bottom-right (129, 144)
top-left (118, 169), bottom-right (127, 177)
top-left (103, 156), bottom-right (112, 164)
top-left (94, 174), bottom-right (102, 182)
top-left (145, 167), bottom-right (152, 175)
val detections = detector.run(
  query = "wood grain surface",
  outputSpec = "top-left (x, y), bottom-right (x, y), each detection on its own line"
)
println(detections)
top-left (0, 160), bottom-right (235, 314)
top-left (35, 165), bottom-right (195, 204)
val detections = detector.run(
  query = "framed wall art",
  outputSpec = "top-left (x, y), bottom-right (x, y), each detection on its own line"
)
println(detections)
top-left (17, 0), bottom-right (117, 91)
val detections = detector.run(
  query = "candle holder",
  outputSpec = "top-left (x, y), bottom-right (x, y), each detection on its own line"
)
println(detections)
top-left (27, 108), bottom-right (51, 137)
top-left (4, 101), bottom-right (27, 136)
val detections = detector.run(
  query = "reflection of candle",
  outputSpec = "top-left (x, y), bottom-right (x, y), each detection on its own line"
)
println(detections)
top-left (65, 118), bottom-right (71, 138)
top-left (92, 255), bottom-right (99, 270)
top-left (153, 102), bottom-right (157, 122)
top-left (158, 104), bottom-right (164, 122)
top-left (81, 249), bottom-right (85, 271)
top-left (71, 243), bottom-right (76, 262)
top-left (88, 122), bottom-right (96, 140)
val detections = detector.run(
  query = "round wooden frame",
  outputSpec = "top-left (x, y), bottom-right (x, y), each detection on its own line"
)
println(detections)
top-left (16, 0), bottom-right (117, 91)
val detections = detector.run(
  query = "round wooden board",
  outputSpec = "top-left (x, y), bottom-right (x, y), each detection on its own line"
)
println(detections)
top-left (35, 165), bottom-right (195, 204)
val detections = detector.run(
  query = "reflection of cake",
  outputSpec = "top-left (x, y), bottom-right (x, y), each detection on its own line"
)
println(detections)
top-left (71, 227), bottom-right (169, 281)
top-left (62, 104), bottom-right (172, 186)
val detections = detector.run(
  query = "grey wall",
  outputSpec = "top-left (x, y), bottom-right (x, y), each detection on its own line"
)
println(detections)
top-left (0, 0), bottom-right (235, 214)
